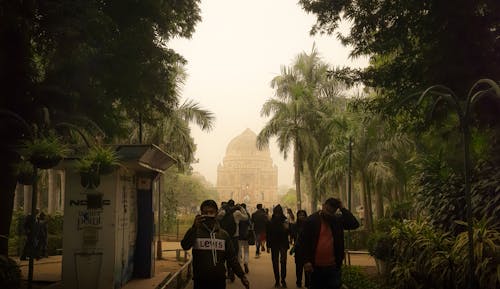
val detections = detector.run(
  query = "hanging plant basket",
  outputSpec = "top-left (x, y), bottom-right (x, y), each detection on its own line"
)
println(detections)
top-left (22, 134), bottom-right (70, 169)
top-left (30, 155), bottom-right (62, 169)
top-left (14, 161), bottom-right (36, 185)
top-left (80, 171), bottom-right (101, 189)
top-left (77, 146), bottom-right (119, 189)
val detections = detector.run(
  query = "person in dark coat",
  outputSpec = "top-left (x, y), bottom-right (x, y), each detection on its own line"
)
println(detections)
top-left (290, 210), bottom-right (309, 288)
top-left (251, 203), bottom-right (268, 257)
top-left (266, 205), bottom-right (290, 288)
top-left (181, 200), bottom-right (250, 289)
top-left (36, 212), bottom-right (48, 258)
top-left (301, 198), bottom-right (360, 289)
top-left (20, 209), bottom-right (38, 260)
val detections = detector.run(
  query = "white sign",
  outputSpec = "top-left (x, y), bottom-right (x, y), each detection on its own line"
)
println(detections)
top-left (193, 238), bottom-right (226, 251)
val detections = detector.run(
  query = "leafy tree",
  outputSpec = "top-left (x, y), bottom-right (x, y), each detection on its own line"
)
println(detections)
top-left (258, 46), bottom-right (327, 211)
top-left (298, 0), bottom-right (499, 97)
top-left (0, 0), bottom-right (202, 255)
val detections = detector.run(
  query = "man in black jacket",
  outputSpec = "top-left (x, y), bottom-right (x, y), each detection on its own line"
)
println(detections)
top-left (300, 198), bottom-right (359, 289)
top-left (181, 200), bottom-right (250, 289)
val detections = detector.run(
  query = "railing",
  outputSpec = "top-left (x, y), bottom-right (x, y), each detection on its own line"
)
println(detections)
top-left (158, 251), bottom-right (192, 289)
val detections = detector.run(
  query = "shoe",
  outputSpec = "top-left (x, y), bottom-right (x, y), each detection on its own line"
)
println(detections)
top-left (244, 264), bottom-right (249, 273)
top-left (267, 248), bottom-right (270, 253)
top-left (229, 273), bottom-right (235, 282)
top-left (274, 282), bottom-right (280, 288)
top-left (261, 246), bottom-right (265, 252)
top-left (281, 280), bottom-right (287, 288)
top-left (296, 281), bottom-right (302, 288)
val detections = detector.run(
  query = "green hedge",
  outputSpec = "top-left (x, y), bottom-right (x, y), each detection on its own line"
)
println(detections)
top-left (8, 211), bottom-right (63, 257)
top-left (343, 266), bottom-right (384, 289)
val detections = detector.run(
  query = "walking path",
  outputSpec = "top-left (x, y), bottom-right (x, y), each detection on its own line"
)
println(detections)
top-left (185, 249), bottom-right (376, 289)
top-left (16, 242), bottom-right (375, 289)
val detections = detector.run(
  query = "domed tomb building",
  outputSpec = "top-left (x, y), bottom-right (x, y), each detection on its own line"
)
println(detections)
top-left (217, 128), bottom-right (278, 210)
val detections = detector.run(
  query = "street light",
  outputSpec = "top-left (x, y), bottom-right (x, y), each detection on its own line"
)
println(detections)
top-left (416, 79), bottom-right (500, 289)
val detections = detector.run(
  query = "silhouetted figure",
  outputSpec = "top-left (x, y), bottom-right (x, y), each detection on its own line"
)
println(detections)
top-left (267, 205), bottom-right (290, 288)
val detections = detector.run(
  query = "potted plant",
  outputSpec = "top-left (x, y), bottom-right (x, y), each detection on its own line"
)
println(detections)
top-left (367, 231), bottom-right (394, 275)
top-left (22, 134), bottom-right (70, 169)
top-left (77, 146), bottom-right (120, 189)
top-left (13, 160), bottom-right (36, 185)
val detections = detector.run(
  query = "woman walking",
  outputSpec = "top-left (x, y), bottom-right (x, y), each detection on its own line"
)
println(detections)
top-left (267, 205), bottom-right (290, 288)
top-left (291, 210), bottom-right (309, 288)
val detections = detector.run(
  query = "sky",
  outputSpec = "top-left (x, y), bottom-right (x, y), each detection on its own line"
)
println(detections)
top-left (169, 0), bottom-right (368, 187)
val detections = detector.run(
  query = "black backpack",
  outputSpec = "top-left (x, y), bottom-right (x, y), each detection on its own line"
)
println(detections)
top-left (220, 207), bottom-right (236, 236)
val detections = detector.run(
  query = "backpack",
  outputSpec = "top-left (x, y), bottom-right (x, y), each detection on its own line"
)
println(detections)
top-left (220, 207), bottom-right (236, 236)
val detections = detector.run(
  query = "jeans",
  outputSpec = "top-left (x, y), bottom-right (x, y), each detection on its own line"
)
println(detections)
top-left (193, 279), bottom-right (226, 289)
top-left (271, 247), bottom-right (288, 282)
top-left (295, 257), bottom-right (310, 287)
top-left (310, 266), bottom-right (342, 289)
top-left (238, 240), bottom-right (249, 265)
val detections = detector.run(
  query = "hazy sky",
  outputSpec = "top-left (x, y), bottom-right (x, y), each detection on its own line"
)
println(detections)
top-left (170, 0), bottom-right (368, 187)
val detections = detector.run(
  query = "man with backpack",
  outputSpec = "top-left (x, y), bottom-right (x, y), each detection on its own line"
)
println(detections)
top-left (218, 200), bottom-right (248, 282)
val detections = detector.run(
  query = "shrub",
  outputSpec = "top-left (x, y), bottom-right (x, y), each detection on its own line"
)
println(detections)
top-left (47, 235), bottom-right (63, 256)
top-left (367, 231), bottom-right (394, 261)
top-left (47, 213), bottom-right (64, 235)
top-left (0, 255), bottom-right (21, 289)
top-left (342, 266), bottom-right (383, 289)
top-left (347, 229), bottom-right (370, 250)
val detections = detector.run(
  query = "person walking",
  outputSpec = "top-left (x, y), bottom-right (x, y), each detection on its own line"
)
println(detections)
top-left (237, 203), bottom-right (252, 273)
top-left (218, 200), bottom-right (248, 282)
top-left (290, 210), bottom-right (309, 288)
top-left (181, 199), bottom-right (250, 289)
top-left (266, 205), bottom-right (290, 288)
top-left (251, 204), bottom-right (268, 258)
top-left (301, 198), bottom-right (360, 289)
top-left (36, 212), bottom-right (48, 259)
top-left (20, 209), bottom-right (38, 260)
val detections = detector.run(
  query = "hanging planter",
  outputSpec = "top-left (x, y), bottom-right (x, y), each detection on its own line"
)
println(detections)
top-left (77, 146), bottom-right (119, 189)
top-left (23, 134), bottom-right (70, 169)
top-left (14, 161), bottom-right (36, 185)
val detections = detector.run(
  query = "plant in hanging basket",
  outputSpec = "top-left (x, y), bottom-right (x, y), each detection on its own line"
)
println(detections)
top-left (13, 160), bottom-right (36, 185)
top-left (22, 135), bottom-right (70, 169)
top-left (77, 146), bottom-right (119, 189)
top-left (77, 159), bottom-right (101, 189)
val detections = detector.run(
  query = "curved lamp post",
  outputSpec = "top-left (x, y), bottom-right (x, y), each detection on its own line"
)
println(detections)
top-left (416, 79), bottom-right (500, 289)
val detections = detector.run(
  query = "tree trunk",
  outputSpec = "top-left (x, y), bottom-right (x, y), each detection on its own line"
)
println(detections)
top-left (366, 180), bottom-right (374, 232)
top-left (375, 184), bottom-right (384, 220)
top-left (360, 172), bottom-right (369, 229)
top-left (294, 144), bottom-right (302, 211)
top-left (0, 151), bottom-right (21, 255)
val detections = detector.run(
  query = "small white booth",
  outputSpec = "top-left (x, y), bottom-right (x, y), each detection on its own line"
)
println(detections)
top-left (61, 144), bottom-right (175, 289)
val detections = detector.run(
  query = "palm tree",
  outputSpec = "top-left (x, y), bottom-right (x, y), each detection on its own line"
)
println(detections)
top-left (125, 63), bottom-right (215, 170)
top-left (258, 46), bottom-right (329, 211)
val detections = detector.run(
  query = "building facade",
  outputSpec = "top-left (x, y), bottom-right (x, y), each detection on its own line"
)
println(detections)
top-left (216, 128), bottom-right (278, 210)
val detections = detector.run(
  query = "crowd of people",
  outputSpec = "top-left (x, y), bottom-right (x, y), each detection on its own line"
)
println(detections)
top-left (182, 197), bottom-right (359, 289)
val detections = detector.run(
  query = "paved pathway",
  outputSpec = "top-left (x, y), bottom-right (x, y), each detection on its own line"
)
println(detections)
top-left (185, 249), bottom-right (375, 289)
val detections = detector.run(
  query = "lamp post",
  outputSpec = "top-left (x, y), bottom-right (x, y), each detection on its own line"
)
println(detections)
top-left (416, 79), bottom-right (500, 289)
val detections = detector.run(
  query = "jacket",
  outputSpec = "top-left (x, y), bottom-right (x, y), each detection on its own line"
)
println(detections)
top-left (251, 209), bottom-right (268, 234)
top-left (266, 215), bottom-right (290, 249)
top-left (300, 209), bottom-right (359, 269)
top-left (181, 221), bottom-right (244, 281)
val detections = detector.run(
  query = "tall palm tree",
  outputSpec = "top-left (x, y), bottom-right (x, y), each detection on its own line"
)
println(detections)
top-left (258, 46), bottom-right (328, 211)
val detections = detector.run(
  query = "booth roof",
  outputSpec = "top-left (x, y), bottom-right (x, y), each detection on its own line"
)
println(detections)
top-left (115, 144), bottom-right (177, 173)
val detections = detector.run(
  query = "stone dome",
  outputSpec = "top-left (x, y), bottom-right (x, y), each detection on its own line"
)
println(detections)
top-left (225, 128), bottom-right (271, 158)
